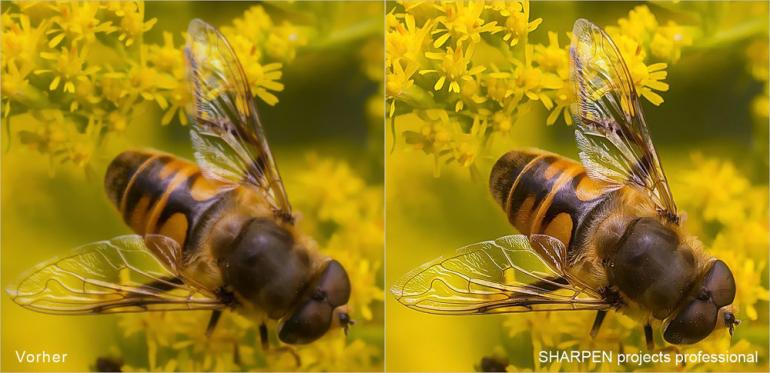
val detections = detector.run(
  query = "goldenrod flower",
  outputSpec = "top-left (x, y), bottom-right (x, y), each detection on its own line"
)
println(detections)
top-left (387, 13), bottom-right (433, 67)
top-left (610, 32), bottom-right (669, 105)
top-left (265, 22), bottom-right (308, 62)
top-left (116, 2), bottom-right (156, 47)
top-left (501, 1), bottom-right (542, 47)
top-left (422, 43), bottom-right (485, 93)
top-left (546, 83), bottom-right (574, 126)
top-left (650, 21), bottom-right (694, 63)
top-left (510, 63), bottom-right (562, 110)
top-left (37, 45), bottom-right (99, 93)
top-left (2, 13), bottom-right (48, 68)
top-left (615, 5), bottom-right (657, 43)
top-left (46, 1), bottom-right (116, 48)
top-left (533, 31), bottom-right (568, 79)
top-left (431, 0), bottom-right (501, 48)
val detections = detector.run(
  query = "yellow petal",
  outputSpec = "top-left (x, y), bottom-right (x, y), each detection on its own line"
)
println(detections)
top-left (433, 33), bottom-right (450, 48)
top-left (434, 76), bottom-right (446, 91)
top-left (49, 76), bottom-right (60, 90)
top-left (48, 33), bottom-right (65, 48)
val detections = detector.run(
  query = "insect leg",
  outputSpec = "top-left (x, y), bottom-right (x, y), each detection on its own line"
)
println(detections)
top-left (205, 310), bottom-right (222, 336)
top-left (259, 322), bottom-right (270, 351)
top-left (259, 323), bottom-right (301, 367)
top-left (233, 341), bottom-right (241, 366)
top-left (590, 310), bottom-right (607, 338)
top-left (644, 323), bottom-right (654, 351)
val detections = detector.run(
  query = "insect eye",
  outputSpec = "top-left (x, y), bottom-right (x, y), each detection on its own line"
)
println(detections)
top-left (663, 297), bottom-right (718, 344)
top-left (316, 260), bottom-right (351, 307)
top-left (278, 298), bottom-right (333, 345)
top-left (703, 260), bottom-right (736, 307)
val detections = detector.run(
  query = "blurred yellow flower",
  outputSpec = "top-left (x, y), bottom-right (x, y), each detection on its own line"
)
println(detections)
top-left (2, 1), bottom-right (296, 170)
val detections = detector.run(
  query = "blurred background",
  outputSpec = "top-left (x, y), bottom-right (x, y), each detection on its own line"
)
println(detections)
top-left (2, 1), bottom-right (383, 371)
top-left (386, 1), bottom-right (768, 371)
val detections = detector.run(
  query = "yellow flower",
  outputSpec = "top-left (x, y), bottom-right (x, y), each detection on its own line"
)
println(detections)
top-left (501, 1), bottom-right (542, 47)
top-left (615, 5), bottom-right (658, 43)
top-left (1, 60), bottom-right (34, 117)
top-left (454, 74), bottom-right (487, 112)
top-left (123, 57), bottom-right (176, 109)
top-left (148, 32), bottom-right (183, 75)
top-left (69, 75), bottom-right (101, 112)
top-left (431, 0), bottom-right (501, 48)
top-left (387, 59), bottom-right (418, 99)
top-left (510, 63), bottom-right (562, 110)
top-left (422, 43), bottom-right (485, 93)
top-left (546, 83), bottom-right (574, 126)
top-left (116, 1), bottom-right (156, 47)
top-left (533, 32), bottom-right (568, 79)
top-left (222, 29), bottom-right (285, 106)
top-left (387, 13), bottom-right (433, 66)
top-left (46, 1), bottom-right (116, 48)
top-left (37, 45), bottom-right (99, 93)
top-left (265, 21), bottom-right (307, 62)
top-left (650, 21), bottom-right (694, 63)
top-left (230, 5), bottom-right (273, 40)
top-left (2, 13), bottom-right (48, 68)
top-left (610, 32), bottom-right (669, 105)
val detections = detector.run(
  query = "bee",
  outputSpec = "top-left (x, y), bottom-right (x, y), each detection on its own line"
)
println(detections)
top-left (8, 19), bottom-right (352, 347)
top-left (392, 19), bottom-right (738, 349)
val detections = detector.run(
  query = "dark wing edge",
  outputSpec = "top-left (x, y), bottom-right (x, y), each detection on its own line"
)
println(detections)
top-left (391, 234), bottom-right (610, 315)
top-left (7, 235), bottom-right (224, 315)
top-left (185, 19), bottom-right (292, 220)
top-left (569, 18), bottom-right (678, 223)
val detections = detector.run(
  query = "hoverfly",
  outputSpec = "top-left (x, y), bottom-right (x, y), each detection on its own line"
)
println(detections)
top-left (9, 19), bottom-right (352, 347)
top-left (392, 19), bottom-right (738, 349)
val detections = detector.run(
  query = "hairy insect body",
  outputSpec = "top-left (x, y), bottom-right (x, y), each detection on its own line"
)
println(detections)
top-left (104, 150), bottom-right (316, 319)
top-left (489, 149), bottom-right (710, 323)
top-left (489, 149), bottom-right (613, 257)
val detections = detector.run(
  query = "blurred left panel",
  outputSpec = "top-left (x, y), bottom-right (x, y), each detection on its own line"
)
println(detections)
top-left (1, 1), bottom-right (384, 371)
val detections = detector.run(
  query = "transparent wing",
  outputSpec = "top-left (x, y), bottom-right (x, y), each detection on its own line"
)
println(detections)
top-left (569, 18), bottom-right (678, 223)
top-left (391, 235), bottom-right (610, 315)
top-left (185, 19), bottom-right (292, 220)
top-left (8, 235), bottom-right (224, 315)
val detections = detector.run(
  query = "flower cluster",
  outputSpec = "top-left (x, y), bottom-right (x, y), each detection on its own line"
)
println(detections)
top-left (386, 1), bottom-right (692, 172)
top-left (115, 155), bottom-right (384, 372)
top-left (1, 1), bottom-right (304, 171)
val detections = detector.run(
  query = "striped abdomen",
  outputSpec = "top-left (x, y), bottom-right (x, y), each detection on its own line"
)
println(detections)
top-left (104, 150), bottom-right (231, 253)
top-left (489, 149), bottom-right (612, 255)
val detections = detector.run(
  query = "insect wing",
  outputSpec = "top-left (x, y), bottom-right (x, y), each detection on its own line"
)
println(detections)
top-left (391, 235), bottom-right (609, 315)
top-left (8, 235), bottom-right (223, 314)
top-left (569, 18), bottom-right (678, 221)
top-left (185, 19), bottom-right (292, 219)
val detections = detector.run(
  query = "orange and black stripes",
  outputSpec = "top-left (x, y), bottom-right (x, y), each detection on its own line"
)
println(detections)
top-left (489, 149), bottom-right (614, 255)
top-left (104, 150), bottom-right (231, 254)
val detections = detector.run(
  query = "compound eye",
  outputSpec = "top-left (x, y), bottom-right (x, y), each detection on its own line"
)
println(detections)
top-left (663, 298), bottom-right (718, 344)
top-left (317, 260), bottom-right (351, 306)
top-left (278, 299), bottom-right (333, 345)
top-left (703, 260), bottom-right (736, 307)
